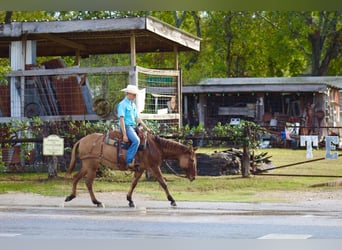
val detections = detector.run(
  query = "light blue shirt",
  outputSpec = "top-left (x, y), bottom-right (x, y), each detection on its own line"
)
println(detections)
top-left (117, 97), bottom-right (138, 126)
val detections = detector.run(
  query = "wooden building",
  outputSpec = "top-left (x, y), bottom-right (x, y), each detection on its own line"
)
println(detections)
top-left (183, 76), bottom-right (342, 139)
top-left (0, 16), bottom-right (201, 129)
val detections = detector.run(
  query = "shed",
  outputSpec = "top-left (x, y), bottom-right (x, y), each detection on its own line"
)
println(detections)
top-left (183, 76), bottom-right (342, 139)
top-left (0, 16), bottom-right (201, 129)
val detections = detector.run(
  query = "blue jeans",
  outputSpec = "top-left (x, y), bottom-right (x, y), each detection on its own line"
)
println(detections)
top-left (125, 125), bottom-right (140, 164)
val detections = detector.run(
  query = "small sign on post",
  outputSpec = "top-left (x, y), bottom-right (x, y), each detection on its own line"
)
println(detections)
top-left (43, 135), bottom-right (64, 177)
top-left (43, 135), bottom-right (64, 156)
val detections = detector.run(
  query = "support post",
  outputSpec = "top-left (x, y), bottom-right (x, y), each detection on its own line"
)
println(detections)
top-left (242, 125), bottom-right (251, 177)
top-left (129, 32), bottom-right (137, 86)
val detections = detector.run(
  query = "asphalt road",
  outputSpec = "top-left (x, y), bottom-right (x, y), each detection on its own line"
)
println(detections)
top-left (0, 193), bottom-right (342, 239)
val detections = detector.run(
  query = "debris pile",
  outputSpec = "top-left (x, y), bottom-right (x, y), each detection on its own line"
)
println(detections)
top-left (162, 149), bottom-right (273, 176)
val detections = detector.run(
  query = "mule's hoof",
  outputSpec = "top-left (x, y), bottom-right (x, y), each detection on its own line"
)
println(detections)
top-left (128, 201), bottom-right (135, 208)
top-left (170, 201), bottom-right (177, 207)
top-left (97, 203), bottom-right (105, 208)
top-left (65, 194), bottom-right (76, 202)
top-left (92, 200), bottom-right (103, 207)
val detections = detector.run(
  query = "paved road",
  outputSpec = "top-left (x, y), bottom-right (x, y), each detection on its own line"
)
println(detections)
top-left (0, 193), bottom-right (342, 239)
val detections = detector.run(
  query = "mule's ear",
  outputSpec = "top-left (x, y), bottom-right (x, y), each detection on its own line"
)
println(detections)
top-left (193, 146), bottom-right (199, 152)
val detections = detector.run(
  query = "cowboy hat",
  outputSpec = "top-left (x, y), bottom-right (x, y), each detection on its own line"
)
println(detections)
top-left (120, 84), bottom-right (140, 94)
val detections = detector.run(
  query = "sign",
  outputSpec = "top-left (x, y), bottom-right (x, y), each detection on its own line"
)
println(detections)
top-left (43, 135), bottom-right (64, 156)
top-left (301, 135), bottom-right (339, 159)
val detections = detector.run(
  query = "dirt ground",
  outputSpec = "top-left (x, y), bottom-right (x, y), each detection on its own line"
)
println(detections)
top-left (0, 188), bottom-right (342, 208)
top-left (254, 189), bottom-right (342, 202)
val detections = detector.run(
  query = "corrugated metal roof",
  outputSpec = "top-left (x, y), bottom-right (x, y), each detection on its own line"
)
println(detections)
top-left (199, 76), bottom-right (342, 85)
top-left (183, 76), bottom-right (342, 93)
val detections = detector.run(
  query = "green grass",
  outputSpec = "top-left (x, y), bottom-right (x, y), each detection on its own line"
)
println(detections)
top-left (1, 148), bottom-right (341, 202)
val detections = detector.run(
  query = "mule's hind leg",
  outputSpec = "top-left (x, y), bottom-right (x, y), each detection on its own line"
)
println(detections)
top-left (65, 168), bottom-right (87, 202)
top-left (127, 169), bottom-right (144, 207)
top-left (85, 170), bottom-right (103, 207)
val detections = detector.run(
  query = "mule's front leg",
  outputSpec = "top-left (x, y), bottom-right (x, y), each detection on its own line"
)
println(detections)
top-left (127, 169), bottom-right (144, 207)
top-left (150, 168), bottom-right (177, 207)
top-left (85, 170), bottom-right (104, 207)
top-left (164, 187), bottom-right (176, 207)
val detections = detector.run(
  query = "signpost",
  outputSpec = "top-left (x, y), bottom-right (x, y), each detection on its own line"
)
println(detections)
top-left (43, 135), bottom-right (64, 177)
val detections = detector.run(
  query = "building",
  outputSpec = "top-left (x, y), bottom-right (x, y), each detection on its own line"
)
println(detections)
top-left (183, 76), bottom-right (342, 139)
top-left (0, 16), bottom-right (201, 130)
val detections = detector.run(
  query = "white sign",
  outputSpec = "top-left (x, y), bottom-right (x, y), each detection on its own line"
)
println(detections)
top-left (301, 135), bottom-right (339, 159)
top-left (43, 135), bottom-right (64, 156)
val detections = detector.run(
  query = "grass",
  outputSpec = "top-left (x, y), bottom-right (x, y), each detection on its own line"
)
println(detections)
top-left (0, 147), bottom-right (342, 202)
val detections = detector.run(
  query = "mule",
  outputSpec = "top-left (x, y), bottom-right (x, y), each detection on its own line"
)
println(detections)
top-left (64, 130), bottom-right (198, 207)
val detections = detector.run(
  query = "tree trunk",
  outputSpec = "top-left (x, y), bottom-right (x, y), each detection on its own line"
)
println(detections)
top-left (308, 11), bottom-right (341, 76)
top-left (308, 30), bottom-right (323, 76)
top-left (4, 11), bottom-right (12, 24)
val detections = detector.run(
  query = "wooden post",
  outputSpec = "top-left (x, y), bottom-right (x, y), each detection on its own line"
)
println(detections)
top-left (75, 49), bottom-right (80, 66)
top-left (242, 125), bottom-right (251, 177)
top-left (173, 45), bottom-right (178, 70)
top-left (130, 32), bottom-right (137, 85)
top-left (48, 156), bottom-right (58, 178)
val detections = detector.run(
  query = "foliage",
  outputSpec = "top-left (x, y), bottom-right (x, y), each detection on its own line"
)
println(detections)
top-left (0, 161), bottom-right (5, 173)
top-left (0, 118), bottom-right (111, 161)
top-left (42, 120), bottom-right (111, 150)
top-left (1, 10), bottom-right (340, 83)
top-left (0, 62), bottom-right (11, 85)
top-left (210, 121), bottom-right (266, 149)
top-left (147, 120), bottom-right (265, 151)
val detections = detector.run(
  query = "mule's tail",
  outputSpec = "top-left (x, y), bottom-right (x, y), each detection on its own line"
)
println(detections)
top-left (65, 139), bottom-right (81, 177)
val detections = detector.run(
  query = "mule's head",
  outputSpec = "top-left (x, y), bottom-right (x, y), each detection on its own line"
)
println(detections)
top-left (179, 146), bottom-right (198, 181)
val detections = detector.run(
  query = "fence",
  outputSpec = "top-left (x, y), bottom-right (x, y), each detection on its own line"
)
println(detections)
top-left (0, 59), bottom-right (182, 132)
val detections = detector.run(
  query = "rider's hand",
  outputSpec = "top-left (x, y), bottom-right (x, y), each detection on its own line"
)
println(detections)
top-left (123, 135), bottom-right (129, 142)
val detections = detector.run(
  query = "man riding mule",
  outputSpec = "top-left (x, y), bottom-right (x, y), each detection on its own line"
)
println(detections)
top-left (64, 84), bottom-right (198, 207)
top-left (64, 132), bottom-right (198, 207)
top-left (117, 84), bottom-right (152, 170)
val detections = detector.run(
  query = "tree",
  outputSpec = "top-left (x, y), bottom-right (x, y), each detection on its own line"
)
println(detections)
top-left (1, 11), bottom-right (340, 82)
top-left (306, 11), bottom-right (341, 76)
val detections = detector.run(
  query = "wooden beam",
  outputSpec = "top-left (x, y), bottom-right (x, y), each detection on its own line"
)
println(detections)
top-left (8, 66), bottom-right (135, 77)
top-left (38, 33), bottom-right (87, 51)
top-left (75, 49), bottom-right (80, 66)
top-left (146, 16), bottom-right (200, 51)
top-left (130, 32), bottom-right (136, 66)
top-left (173, 45), bottom-right (178, 70)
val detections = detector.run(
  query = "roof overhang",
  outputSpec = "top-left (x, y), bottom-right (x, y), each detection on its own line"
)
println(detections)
top-left (183, 77), bottom-right (342, 93)
top-left (0, 16), bottom-right (201, 58)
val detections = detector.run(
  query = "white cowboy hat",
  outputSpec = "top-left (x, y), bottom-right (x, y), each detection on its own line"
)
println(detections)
top-left (120, 84), bottom-right (140, 94)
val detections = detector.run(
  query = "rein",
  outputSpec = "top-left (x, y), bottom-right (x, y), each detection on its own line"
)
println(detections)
top-left (163, 160), bottom-right (187, 179)
top-left (153, 134), bottom-right (188, 179)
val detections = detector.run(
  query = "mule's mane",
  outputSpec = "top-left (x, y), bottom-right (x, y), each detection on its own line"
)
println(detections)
top-left (153, 135), bottom-right (189, 154)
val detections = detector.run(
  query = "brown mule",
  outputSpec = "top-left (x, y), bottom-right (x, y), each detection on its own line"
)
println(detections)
top-left (64, 131), bottom-right (198, 207)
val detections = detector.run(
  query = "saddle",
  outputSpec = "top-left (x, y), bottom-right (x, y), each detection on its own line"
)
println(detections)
top-left (104, 126), bottom-right (147, 170)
